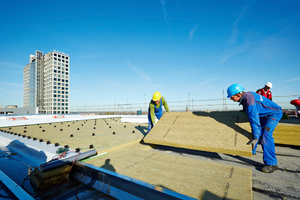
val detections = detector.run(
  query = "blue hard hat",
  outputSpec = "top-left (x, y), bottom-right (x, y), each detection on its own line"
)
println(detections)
top-left (227, 84), bottom-right (244, 98)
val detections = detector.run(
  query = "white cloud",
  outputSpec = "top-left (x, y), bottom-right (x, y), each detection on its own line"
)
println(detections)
top-left (275, 11), bottom-right (300, 24)
top-left (233, 3), bottom-right (250, 26)
top-left (222, 33), bottom-right (291, 64)
top-left (228, 2), bottom-right (253, 46)
top-left (143, 83), bottom-right (162, 88)
top-left (0, 81), bottom-right (23, 87)
top-left (0, 62), bottom-right (24, 69)
top-left (220, 42), bottom-right (253, 64)
top-left (189, 24), bottom-right (199, 42)
top-left (228, 27), bottom-right (239, 46)
top-left (127, 61), bottom-right (150, 81)
top-left (78, 54), bottom-right (98, 59)
top-left (192, 77), bottom-right (218, 91)
top-left (0, 81), bottom-right (23, 104)
top-left (0, 82), bottom-right (22, 98)
top-left (283, 77), bottom-right (300, 82)
top-left (256, 35), bottom-right (285, 60)
top-left (98, 78), bottom-right (161, 98)
top-left (160, 0), bottom-right (169, 24)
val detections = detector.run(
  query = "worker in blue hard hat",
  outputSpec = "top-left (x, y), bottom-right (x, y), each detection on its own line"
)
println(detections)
top-left (227, 83), bottom-right (283, 173)
top-left (147, 92), bottom-right (169, 133)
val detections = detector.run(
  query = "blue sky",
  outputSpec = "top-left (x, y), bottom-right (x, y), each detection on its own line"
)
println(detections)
top-left (0, 0), bottom-right (299, 111)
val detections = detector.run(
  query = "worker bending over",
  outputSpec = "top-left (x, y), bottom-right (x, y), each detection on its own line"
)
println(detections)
top-left (227, 84), bottom-right (282, 173)
top-left (256, 82), bottom-right (273, 100)
top-left (148, 92), bottom-right (169, 133)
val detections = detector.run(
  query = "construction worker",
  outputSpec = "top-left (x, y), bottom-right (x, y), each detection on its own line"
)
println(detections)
top-left (148, 92), bottom-right (169, 133)
top-left (256, 82), bottom-right (273, 100)
top-left (227, 84), bottom-right (283, 173)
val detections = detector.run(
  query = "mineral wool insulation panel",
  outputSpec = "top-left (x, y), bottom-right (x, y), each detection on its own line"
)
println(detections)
top-left (143, 111), bottom-right (252, 157)
top-left (274, 121), bottom-right (300, 146)
top-left (87, 143), bottom-right (252, 200)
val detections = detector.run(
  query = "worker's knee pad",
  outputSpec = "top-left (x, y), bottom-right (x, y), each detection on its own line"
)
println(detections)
top-left (261, 127), bottom-right (270, 145)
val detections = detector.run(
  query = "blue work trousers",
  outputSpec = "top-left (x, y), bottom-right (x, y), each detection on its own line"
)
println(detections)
top-left (253, 111), bottom-right (282, 165)
top-left (147, 104), bottom-right (163, 133)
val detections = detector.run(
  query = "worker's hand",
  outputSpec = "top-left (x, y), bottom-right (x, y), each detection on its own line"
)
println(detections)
top-left (247, 139), bottom-right (258, 150)
top-left (247, 139), bottom-right (258, 146)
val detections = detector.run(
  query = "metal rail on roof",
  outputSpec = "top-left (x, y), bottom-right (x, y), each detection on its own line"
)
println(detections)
top-left (0, 170), bottom-right (34, 200)
top-left (73, 161), bottom-right (197, 200)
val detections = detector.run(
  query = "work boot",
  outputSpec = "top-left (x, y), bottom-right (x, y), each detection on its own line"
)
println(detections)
top-left (262, 165), bottom-right (278, 173)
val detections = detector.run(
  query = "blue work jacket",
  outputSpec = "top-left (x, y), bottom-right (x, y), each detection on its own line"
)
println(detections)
top-left (240, 92), bottom-right (282, 139)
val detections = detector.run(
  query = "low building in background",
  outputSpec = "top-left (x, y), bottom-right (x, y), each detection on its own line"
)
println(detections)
top-left (0, 105), bottom-right (38, 115)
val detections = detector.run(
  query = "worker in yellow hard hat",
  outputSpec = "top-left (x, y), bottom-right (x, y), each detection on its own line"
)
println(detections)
top-left (148, 92), bottom-right (169, 132)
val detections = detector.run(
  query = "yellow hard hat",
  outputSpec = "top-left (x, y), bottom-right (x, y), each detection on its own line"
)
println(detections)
top-left (152, 92), bottom-right (161, 101)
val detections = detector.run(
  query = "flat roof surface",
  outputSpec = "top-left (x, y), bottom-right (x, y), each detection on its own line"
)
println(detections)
top-left (0, 114), bottom-right (299, 199)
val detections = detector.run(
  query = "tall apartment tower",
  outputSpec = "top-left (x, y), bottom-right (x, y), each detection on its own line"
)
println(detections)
top-left (23, 50), bottom-right (70, 114)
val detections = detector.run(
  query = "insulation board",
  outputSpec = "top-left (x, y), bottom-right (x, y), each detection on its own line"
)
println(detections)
top-left (274, 120), bottom-right (300, 146)
top-left (143, 111), bottom-right (252, 157)
top-left (86, 143), bottom-right (252, 200)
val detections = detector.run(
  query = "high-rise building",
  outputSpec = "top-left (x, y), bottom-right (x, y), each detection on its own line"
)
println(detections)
top-left (23, 50), bottom-right (70, 114)
top-left (23, 56), bottom-right (37, 108)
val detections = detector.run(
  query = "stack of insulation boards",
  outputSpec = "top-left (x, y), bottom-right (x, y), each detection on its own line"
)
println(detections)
top-left (143, 111), bottom-right (253, 157)
top-left (274, 119), bottom-right (300, 146)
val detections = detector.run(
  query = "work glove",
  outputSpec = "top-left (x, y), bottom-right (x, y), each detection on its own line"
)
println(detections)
top-left (247, 139), bottom-right (258, 150)
top-left (247, 139), bottom-right (258, 145)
